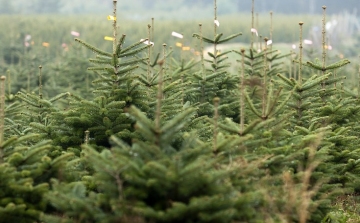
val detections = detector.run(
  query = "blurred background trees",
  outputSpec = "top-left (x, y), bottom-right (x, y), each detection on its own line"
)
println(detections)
top-left (1, 0), bottom-right (359, 15)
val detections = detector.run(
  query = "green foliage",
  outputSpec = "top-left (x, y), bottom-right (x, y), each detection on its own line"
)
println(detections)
top-left (2, 2), bottom-right (360, 223)
top-left (0, 133), bottom-right (73, 222)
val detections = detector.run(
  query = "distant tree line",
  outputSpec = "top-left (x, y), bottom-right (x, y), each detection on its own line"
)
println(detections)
top-left (0, 0), bottom-right (358, 15)
top-left (235, 0), bottom-right (359, 14)
top-left (0, 0), bottom-right (111, 14)
top-left (118, 0), bottom-right (360, 15)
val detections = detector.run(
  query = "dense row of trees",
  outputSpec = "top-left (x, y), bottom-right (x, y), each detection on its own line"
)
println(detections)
top-left (2, 0), bottom-right (360, 222)
top-left (1, 0), bottom-right (358, 15)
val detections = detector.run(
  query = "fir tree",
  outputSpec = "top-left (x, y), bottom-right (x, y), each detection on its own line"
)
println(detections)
top-left (0, 76), bottom-right (73, 222)
top-left (61, 3), bottom-right (153, 147)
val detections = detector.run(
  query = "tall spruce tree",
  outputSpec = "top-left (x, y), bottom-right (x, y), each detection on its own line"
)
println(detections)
top-left (56, 1), bottom-right (155, 149)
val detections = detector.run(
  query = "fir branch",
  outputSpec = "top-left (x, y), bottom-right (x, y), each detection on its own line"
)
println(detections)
top-left (75, 38), bottom-right (112, 57)
top-left (269, 89), bottom-right (293, 117)
top-left (204, 70), bottom-right (227, 81)
top-left (105, 101), bottom-right (126, 110)
top-left (95, 55), bottom-right (112, 60)
top-left (245, 91), bottom-right (262, 118)
top-left (277, 74), bottom-right (296, 88)
top-left (217, 57), bottom-right (229, 64)
top-left (29, 122), bottom-right (48, 133)
top-left (87, 66), bottom-right (112, 71)
top-left (242, 119), bottom-right (263, 135)
top-left (268, 52), bottom-right (293, 61)
top-left (128, 106), bottom-right (156, 139)
top-left (109, 135), bottom-right (131, 150)
top-left (37, 99), bottom-right (53, 108)
top-left (217, 50), bottom-right (233, 57)
top-left (49, 92), bottom-right (70, 103)
top-left (217, 32), bottom-right (242, 44)
top-left (111, 54), bottom-right (119, 67)
top-left (306, 61), bottom-right (325, 71)
top-left (207, 52), bottom-right (216, 59)
top-left (213, 117), bottom-right (240, 134)
top-left (214, 33), bottom-right (224, 43)
top-left (120, 38), bottom-right (148, 54)
top-left (119, 57), bottom-right (147, 67)
top-left (243, 49), bottom-right (278, 60)
top-left (51, 152), bottom-right (75, 169)
top-left (342, 87), bottom-right (357, 98)
top-left (163, 80), bottom-right (182, 94)
top-left (115, 34), bottom-right (126, 56)
top-left (193, 73), bottom-right (204, 81)
top-left (89, 58), bottom-right (112, 65)
top-left (265, 83), bottom-right (276, 116)
top-left (301, 74), bottom-right (331, 91)
top-left (325, 59), bottom-right (350, 70)
top-left (91, 78), bottom-right (112, 85)
top-left (4, 101), bottom-right (23, 113)
top-left (1, 136), bottom-right (18, 150)
top-left (319, 87), bottom-right (337, 97)
top-left (323, 76), bottom-right (346, 86)
top-left (161, 107), bottom-right (196, 139)
top-left (192, 33), bottom-right (216, 44)
top-left (116, 65), bottom-right (139, 75)
top-left (211, 64), bottom-right (230, 70)
top-left (119, 45), bottom-right (150, 58)
top-left (137, 76), bottom-right (152, 87)
top-left (23, 142), bottom-right (53, 164)
top-left (80, 100), bottom-right (100, 110)
top-left (11, 133), bottom-right (41, 146)
top-left (150, 53), bottom-right (161, 67)
top-left (16, 93), bottom-right (40, 107)
top-left (243, 59), bottom-right (264, 68)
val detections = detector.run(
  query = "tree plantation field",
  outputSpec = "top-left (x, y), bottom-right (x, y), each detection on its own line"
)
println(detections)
top-left (2, 1), bottom-right (360, 223)
top-left (0, 13), bottom-right (321, 65)
top-left (3, 12), bottom-right (359, 96)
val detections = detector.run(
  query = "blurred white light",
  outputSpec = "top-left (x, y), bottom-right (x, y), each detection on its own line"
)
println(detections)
top-left (71, 31), bottom-right (80, 37)
top-left (326, 21), bottom-right (332, 30)
top-left (214, 20), bottom-right (220, 27)
top-left (304, 39), bottom-right (313, 45)
top-left (171, 31), bottom-right (183, 39)
top-left (326, 20), bottom-right (338, 31)
top-left (251, 28), bottom-right (258, 36)
top-left (140, 39), bottom-right (154, 46)
top-left (25, 34), bottom-right (31, 41)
